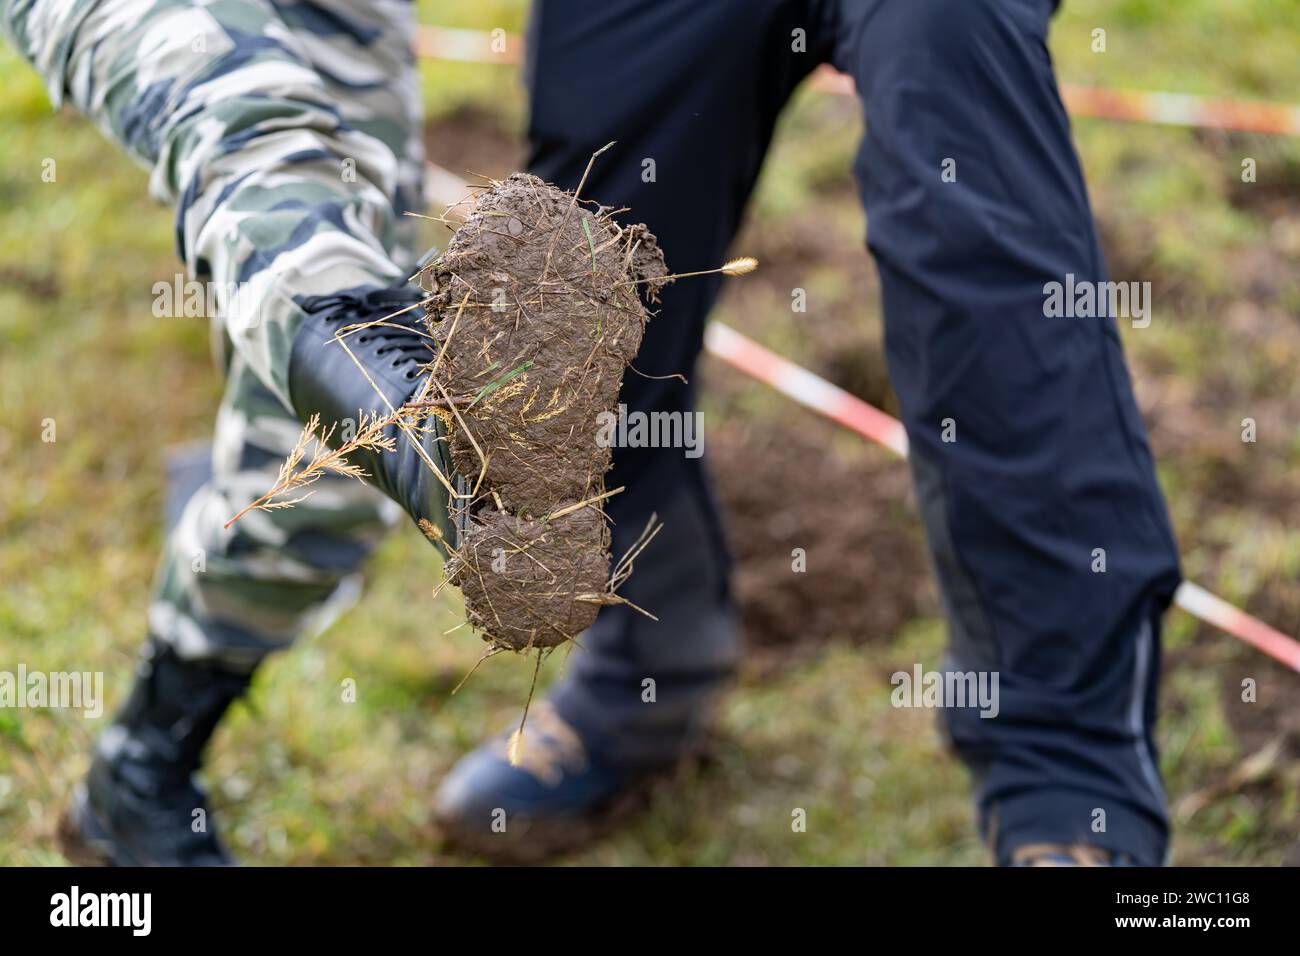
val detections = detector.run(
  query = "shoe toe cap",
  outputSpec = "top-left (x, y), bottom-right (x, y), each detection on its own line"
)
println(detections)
top-left (434, 742), bottom-right (623, 828)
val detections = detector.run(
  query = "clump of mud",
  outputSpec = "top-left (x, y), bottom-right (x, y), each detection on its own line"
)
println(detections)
top-left (418, 172), bottom-right (669, 650)
top-left (451, 507), bottom-right (612, 647)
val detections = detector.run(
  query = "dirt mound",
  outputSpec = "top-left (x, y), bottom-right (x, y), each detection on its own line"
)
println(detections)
top-left (419, 173), bottom-right (668, 650)
top-left (450, 507), bottom-right (612, 647)
top-left (706, 406), bottom-right (937, 668)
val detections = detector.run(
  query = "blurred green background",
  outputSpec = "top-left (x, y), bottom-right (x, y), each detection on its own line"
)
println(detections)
top-left (2, 1), bottom-right (1300, 865)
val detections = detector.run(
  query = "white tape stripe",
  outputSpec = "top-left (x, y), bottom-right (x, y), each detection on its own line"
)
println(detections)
top-left (1173, 581), bottom-right (1232, 629)
top-left (1143, 91), bottom-right (1205, 127)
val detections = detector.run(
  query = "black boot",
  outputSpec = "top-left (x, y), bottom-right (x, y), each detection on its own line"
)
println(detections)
top-left (58, 640), bottom-right (252, 866)
top-left (290, 282), bottom-right (458, 544)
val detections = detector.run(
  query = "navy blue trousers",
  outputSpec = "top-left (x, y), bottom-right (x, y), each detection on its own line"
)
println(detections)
top-left (526, 0), bottom-right (1182, 864)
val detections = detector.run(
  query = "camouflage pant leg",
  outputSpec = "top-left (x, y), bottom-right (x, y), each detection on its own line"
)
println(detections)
top-left (165, 0), bottom-right (427, 669)
top-left (3, 0), bottom-right (428, 668)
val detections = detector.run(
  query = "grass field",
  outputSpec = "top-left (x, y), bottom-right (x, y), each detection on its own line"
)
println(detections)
top-left (2, 1), bottom-right (1299, 866)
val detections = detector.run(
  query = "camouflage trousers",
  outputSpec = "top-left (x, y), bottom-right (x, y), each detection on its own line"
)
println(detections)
top-left (4, 0), bottom-right (426, 670)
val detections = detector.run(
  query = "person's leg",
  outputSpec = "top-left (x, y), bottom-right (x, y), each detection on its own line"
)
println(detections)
top-left (30, 0), bottom-right (429, 864)
top-left (146, 0), bottom-right (428, 668)
top-left (150, 0), bottom-right (425, 671)
top-left (60, 352), bottom-right (403, 866)
top-left (434, 0), bottom-right (830, 857)
top-left (832, 0), bottom-right (1182, 864)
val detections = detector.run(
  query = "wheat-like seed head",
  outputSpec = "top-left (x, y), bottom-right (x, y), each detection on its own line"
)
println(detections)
top-left (721, 256), bottom-right (759, 276)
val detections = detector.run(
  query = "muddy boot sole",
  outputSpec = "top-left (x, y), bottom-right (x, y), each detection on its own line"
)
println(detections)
top-left (417, 172), bottom-right (671, 653)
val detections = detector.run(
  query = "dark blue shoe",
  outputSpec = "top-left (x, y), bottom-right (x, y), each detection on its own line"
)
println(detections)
top-left (433, 701), bottom-right (656, 862)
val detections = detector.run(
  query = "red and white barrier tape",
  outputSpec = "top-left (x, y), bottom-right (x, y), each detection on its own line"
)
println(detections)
top-left (418, 26), bottom-right (1300, 138)
top-left (422, 150), bottom-right (1300, 670)
top-left (703, 322), bottom-right (909, 457)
